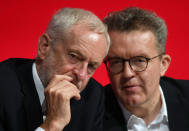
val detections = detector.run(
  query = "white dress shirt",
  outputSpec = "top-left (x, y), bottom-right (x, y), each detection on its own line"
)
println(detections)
top-left (119, 86), bottom-right (169, 131)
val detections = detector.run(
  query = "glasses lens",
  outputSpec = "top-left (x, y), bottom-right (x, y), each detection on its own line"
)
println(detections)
top-left (106, 58), bottom-right (123, 74)
top-left (130, 56), bottom-right (147, 72)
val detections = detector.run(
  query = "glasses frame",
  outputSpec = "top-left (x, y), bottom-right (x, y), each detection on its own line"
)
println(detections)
top-left (104, 53), bottom-right (165, 74)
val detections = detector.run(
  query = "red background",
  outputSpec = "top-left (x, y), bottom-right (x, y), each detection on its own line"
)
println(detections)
top-left (0, 0), bottom-right (189, 86)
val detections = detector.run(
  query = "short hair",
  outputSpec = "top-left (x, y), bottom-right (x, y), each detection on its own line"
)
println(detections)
top-left (103, 7), bottom-right (167, 53)
top-left (45, 7), bottom-right (110, 52)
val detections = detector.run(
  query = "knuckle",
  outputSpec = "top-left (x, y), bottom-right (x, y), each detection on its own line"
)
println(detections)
top-left (63, 95), bottom-right (70, 101)
top-left (58, 92), bottom-right (69, 101)
top-left (53, 75), bottom-right (59, 79)
top-left (45, 88), bottom-right (55, 96)
top-left (48, 88), bottom-right (54, 94)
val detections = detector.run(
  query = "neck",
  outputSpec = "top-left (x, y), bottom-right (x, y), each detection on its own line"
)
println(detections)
top-left (35, 62), bottom-right (46, 87)
top-left (124, 88), bottom-right (162, 126)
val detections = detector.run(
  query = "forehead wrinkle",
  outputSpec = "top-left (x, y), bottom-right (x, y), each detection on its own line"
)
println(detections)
top-left (109, 31), bottom-right (158, 59)
top-left (108, 45), bottom-right (127, 59)
top-left (70, 25), bottom-right (107, 66)
top-left (70, 36), bottom-right (102, 66)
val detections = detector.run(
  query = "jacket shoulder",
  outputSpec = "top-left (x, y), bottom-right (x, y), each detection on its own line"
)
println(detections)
top-left (161, 76), bottom-right (189, 99)
top-left (0, 58), bottom-right (34, 96)
top-left (0, 58), bottom-right (33, 69)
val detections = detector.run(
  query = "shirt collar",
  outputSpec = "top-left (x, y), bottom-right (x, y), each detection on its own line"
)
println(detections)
top-left (32, 63), bottom-right (45, 106)
top-left (159, 85), bottom-right (168, 122)
top-left (118, 85), bottom-right (168, 125)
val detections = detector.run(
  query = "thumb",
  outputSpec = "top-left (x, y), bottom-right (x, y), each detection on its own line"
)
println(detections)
top-left (74, 93), bottom-right (81, 101)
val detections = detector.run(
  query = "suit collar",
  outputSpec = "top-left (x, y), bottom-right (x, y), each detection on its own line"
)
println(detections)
top-left (32, 63), bottom-right (45, 106)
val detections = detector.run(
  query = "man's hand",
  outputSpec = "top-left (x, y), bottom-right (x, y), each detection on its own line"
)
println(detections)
top-left (40, 75), bottom-right (81, 131)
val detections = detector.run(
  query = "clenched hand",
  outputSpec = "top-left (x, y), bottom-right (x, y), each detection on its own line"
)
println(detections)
top-left (40, 75), bottom-right (81, 131)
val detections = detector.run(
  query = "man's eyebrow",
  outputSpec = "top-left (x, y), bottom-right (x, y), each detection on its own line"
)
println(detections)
top-left (106, 56), bottom-right (122, 60)
top-left (106, 53), bottom-right (151, 60)
top-left (70, 50), bottom-right (85, 59)
top-left (69, 49), bottom-right (102, 67)
top-left (90, 61), bottom-right (100, 67)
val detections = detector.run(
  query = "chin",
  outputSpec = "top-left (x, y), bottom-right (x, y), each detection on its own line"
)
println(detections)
top-left (123, 95), bottom-right (145, 107)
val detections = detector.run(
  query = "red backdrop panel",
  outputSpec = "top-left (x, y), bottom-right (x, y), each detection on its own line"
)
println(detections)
top-left (0, 0), bottom-right (189, 86)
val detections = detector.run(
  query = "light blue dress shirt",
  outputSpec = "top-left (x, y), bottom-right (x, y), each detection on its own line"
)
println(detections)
top-left (32, 63), bottom-right (45, 131)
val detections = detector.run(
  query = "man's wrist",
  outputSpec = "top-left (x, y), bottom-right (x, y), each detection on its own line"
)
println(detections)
top-left (35, 127), bottom-right (45, 131)
top-left (40, 118), bottom-right (66, 131)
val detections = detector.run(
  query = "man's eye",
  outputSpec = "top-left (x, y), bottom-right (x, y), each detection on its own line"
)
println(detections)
top-left (68, 53), bottom-right (79, 64)
top-left (131, 57), bottom-right (146, 65)
top-left (135, 58), bottom-right (146, 62)
top-left (70, 53), bottom-right (77, 58)
top-left (110, 59), bottom-right (122, 65)
top-left (88, 64), bottom-right (96, 74)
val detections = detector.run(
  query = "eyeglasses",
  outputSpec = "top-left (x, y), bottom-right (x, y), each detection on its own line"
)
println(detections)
top-left (104, 53), bottom-right (165, 74)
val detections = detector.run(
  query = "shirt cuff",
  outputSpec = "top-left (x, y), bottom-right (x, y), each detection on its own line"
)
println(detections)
top-left (35, 127), bottom-right (45, 131)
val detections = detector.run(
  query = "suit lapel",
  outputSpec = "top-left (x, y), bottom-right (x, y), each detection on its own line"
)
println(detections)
top-left (161, 78), bottom-right (189, 131)
top-left (104, 85), bottom-right (127, 131)
top-left (16, 60), bottom-right (43, 130)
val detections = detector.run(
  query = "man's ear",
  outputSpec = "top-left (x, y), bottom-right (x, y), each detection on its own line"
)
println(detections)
top-left (37, 33), bottom-right (51, 60)
top-left (160, 54), bottom-right (171, 76)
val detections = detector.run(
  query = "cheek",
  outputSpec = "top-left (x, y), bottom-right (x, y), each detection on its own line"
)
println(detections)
top-left (108, 74), bottom-right (121, 89)
top-left (83, 77), bottom-right (91, 86)
top-left (56, 64), bottom-right (75, 75)
top-left (141, 66), bottom-right (161, 93)
top-left (53, 55), bottom-right (75, 74)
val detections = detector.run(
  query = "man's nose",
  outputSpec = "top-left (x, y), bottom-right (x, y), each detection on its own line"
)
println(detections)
top-left (122, 62), bottom-right (135, 78)
top-left (74, 63), bottom-right (88, 80)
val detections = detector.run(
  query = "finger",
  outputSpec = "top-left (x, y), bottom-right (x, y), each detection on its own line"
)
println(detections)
top-left (46, 74), bottom-right (73, 90)
top-left (62, 85), bottom-right (81, 101)
top-left (73, 93), bottom-right (81, 100)
top-left (45, 81), bottom-right (81, 101)
top-left (54, 83), bottom-right (81, 100)
top-left (76, 81), bottom-right (82, 90)
top-left (45, 78), bottom-right (78, 96)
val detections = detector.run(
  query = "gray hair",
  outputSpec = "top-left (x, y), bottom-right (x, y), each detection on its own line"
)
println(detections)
top-left (45, 7), bottom-right (110, 52)
top-left (103, 7), bottom-right (167, 53)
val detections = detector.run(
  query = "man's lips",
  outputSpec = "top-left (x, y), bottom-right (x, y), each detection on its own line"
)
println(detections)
top-left (124, 85), bottom-right (138, 88)
top-left (122, 84), bottom-right (141, 92)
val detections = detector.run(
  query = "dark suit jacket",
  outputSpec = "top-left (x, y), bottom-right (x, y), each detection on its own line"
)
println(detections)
top-left (104, 76), bottom-right (189, 131)
top-left (0, 58), bottom-right (104, 131)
